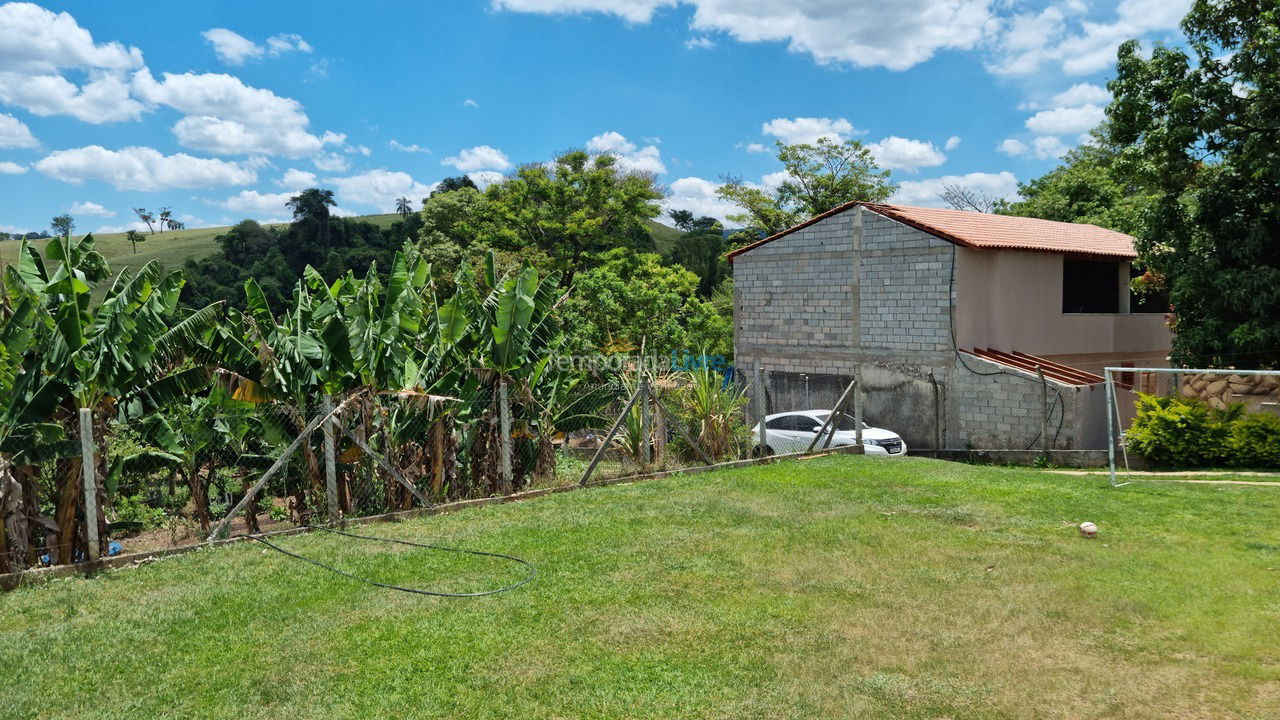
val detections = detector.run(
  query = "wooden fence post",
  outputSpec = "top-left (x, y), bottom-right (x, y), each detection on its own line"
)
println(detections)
top-left (754, 365), bottom-right (770, 455)
top-left (853, 365), bottom-right (864, 449)
top-left (323, 395), bottom-right (338, 524)
top-left (639, 377), bottom-right (651, 469)
top-left (498, 379), bottom-right (513, 495)
top-left (78, 408), bottom-right (99, 563)
top-left (579, 385), bottom-right (644, 486)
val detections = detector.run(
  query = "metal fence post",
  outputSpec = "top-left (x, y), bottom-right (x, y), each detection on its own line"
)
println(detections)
top-left (754, 365), bottom-right (770, 455)
top-left (78, 408), bottom-right (100, 563)
top-left (639, 377), bottom-right (651, 468)
top-left (498, 379), bottom-right (513, 495)
top-left (323, 394), bottom-right (338, 524)
top-left (853, 365), bottom-right (864, 449)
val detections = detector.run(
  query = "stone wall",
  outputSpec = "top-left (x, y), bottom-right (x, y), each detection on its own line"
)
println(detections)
top-left (1180, 371), bottom-right (1280, 413)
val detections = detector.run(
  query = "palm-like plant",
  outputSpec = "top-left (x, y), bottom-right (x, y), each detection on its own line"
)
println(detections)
top-left (0, 234), bottom-right (220, 564)
top-left (396, 196), bottom-right (412, 218)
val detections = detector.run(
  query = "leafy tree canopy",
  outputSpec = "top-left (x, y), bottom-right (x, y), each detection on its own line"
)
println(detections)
top-left (1108, 0), bottom-right (1280, 368)
top-left (999, 138), bottom-right (1151, 236)
top-left (717, 138), bottom-right (896, 235)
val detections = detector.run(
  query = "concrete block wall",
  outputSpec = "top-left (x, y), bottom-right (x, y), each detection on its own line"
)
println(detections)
top-left (732, 209), bottom-right (856, 351)
top-left (858, 212), bottom-right (954, 352)
top-left (950, 354), bottom-right (1082, 450)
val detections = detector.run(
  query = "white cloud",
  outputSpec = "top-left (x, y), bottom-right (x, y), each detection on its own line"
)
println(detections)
top-left (92, 221), bottom-right (150, 234)
top-left (664, 176), bottom-right (743, 226)
top-left (390, 140), bottom-right (431, 153)
top-left (1051, 82), bottom-right (1110, 107)
top-left (35, 145), bottom-right (256, 191)
top-left (761, 117), bottom-right (855, 145)
top-left (685, 36), bottom-right (715, 49)
top-left (201, 28), bottom-right (263, 65)
top-left (585, 131), bottom-right (666, 174)
top-left (463, 98), bottom-right (479, 108)
top-left (312, 152), bottom-right (349, 172)
top-left (744, 142), bottom-right (767, 154)
top-left (944, 136), bottom-right (961, 151)
top-left (69, 200), bottom-right (114, 217)
top-left (494, 0), bottom-right (996, 70)
top-left (997, 138), bottom-right (1028, 156)
top-left (468, 170), bottom-right (506, 189)
top-left (0, 113), bottom-right (38, 148)
top-left (132, 70), bottom-right (342, 158)
top-left (266, 33), bottom-right (313, 56)
top-left (891, 171), bottom-right (1020, 208)
top-left (1025, 104), bottom-right (1105, 135)
top-left (0, 3), bottom-right (145, 123)
top-left (0, 3), bottom-right (143, 74)
top-left (0, 161), bottom-right (27, 174)
top-left (1032, 135), bottom-right (1070, 159)
top-left (275, 168), bottom-right (318, 188)
top-left (990, 0), bottom-right (1192, 76)
top-left (867, 136), bottom-right (946, 173)
top-left (325, 169), bottom-right (436, 210)
top-left (442, 145), bottom-right (512, 172)
top-left (221, 189), bottom-right (298, 215)
top-left (354, 144), bottom-right (371, 156)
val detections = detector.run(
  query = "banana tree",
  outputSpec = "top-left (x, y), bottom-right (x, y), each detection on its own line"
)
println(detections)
top-left (0, 235), bottom-right (219, 564)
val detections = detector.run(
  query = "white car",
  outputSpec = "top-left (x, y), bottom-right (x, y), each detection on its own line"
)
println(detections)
top-left (751, 410), bottom-right (907, 457)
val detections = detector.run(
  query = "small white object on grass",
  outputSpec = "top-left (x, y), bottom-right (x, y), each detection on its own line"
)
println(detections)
top-left (1079, 521), bottom-right (1098, 538)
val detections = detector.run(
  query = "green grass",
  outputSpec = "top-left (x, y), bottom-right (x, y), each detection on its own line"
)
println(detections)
top-left (3, 456), bottom-right (1278, 719)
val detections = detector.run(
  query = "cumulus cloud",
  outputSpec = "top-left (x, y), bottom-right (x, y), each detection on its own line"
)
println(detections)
top-left (664, 176), bottom-right (742, 226)
top-left (493, 0), bottom-right (995, 70)
top-left (311, 151), bottom-right (349, 172)
top-left (468, 170), bottom-right (506, 189)
top-left (944, 136), bottom-right (961, 151)
top-left (1051, 82), bottom-right (1110, 108)
top-left (266, 33), bottom-right (313, 56)
top-left (201, 28), bottom-right (263, 65)
top-left (997, 138), bottom-right (1028, 156)
top-left (275, 168), bottom-right (318, 188)
top-left (463, 98), bottom-right (479, 108)
top-left (685, 36), bottom-right (715, 49)
top-left (325, 169), bottom-right (436, 210)
top-left (132, 69), bottom-right (342, 158)
top-left (0, 113), bottom-right (37, 148)
top-left (1032, 135), bottom-right (1069, 159)
top-left (0, 3), bottom-right (145, 123)
top-left (761, 117), bottom-right (855, 145)
top-left (221, 189), bottom-right (299, 215)
top-left (892, 171), bottom-right (1020, 208)
top-left (989, 0), bottom-right (1192, 76)
top-left (867, 136), bottom-right (946, 173)
top-left (1024, 104), bottom-right (1105, 135)
top-left (69, 200), bottom-right (114, 216)
top-left (35, 145), bottom-right (257, 191)
top-left (390, 140), bottom-right (430, 153)
top-left (0, 161), bottom-right (27, 174)
top-left (442, 145), bottom-right (512, 172)
top-left (585, 131), bottom-right (666, 174)
top-left (744, 143), bottom-right (767, 154)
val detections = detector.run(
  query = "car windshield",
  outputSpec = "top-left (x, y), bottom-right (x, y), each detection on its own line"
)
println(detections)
top-left (814, 412), bottom-right (867, 431)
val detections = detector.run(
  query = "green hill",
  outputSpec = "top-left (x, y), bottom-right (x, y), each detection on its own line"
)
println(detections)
top-left (0, 214), bottom-right (685, 283)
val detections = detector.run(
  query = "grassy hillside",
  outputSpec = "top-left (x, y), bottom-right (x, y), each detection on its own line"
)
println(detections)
top-left (1, 215), bottom-right (682, 283)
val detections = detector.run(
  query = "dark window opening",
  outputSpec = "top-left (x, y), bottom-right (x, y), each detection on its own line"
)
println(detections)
top-left (1129, 265), bottom-right (1170, 313)
top-left (1062, 258), bottom-right (1120, 313)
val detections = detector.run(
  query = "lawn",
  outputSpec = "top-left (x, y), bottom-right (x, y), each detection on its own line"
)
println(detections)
top-left (2, 455), bottom-right (1277, 719)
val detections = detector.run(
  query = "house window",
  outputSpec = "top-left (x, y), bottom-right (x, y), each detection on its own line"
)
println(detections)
top-left (1062, 258), bottom-right (1120, 313)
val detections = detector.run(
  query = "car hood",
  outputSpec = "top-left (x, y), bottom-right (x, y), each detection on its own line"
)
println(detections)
top-left (833, 427), bottom-right (899, 441)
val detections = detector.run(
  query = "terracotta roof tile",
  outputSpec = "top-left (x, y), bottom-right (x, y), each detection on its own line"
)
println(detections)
top-left (726, 201), bottom-right (1137, 261)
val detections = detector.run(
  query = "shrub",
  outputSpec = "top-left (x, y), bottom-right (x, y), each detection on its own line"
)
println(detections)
top-left (113, 494), bottom-right (169, 531)
top-left (1228, 412), bottom-right (1280, 468)
top-left (1125, 394), bottom-right (1232, 467)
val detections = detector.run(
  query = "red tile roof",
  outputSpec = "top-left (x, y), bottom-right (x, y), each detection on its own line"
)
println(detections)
top-left (726, 201), bottom-right (1137, 262)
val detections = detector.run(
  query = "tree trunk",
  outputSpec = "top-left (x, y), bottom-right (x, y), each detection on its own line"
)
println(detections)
top-left (241, 476), bottom-right (260, 534)
top-left (187, 468), bottom-right (210, 536)
top-left (52, 457), bottom-right (81, 565)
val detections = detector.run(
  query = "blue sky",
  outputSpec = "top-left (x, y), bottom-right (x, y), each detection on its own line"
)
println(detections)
top-left (0, 0), bottom-right (1191, 234)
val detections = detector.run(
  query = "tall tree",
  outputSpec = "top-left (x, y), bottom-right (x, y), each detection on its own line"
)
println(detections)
top-left (940, 185), bottom-right (1001, 214)
top-left (133, 207), bottom-right (156, 234)
top-left (396, 196), bottom-right (412, 218)
top-left (431, 175), bottom-right (478, 196)
top-left (50, 214), bottom-right (74, 239)
top-left (717, 138), bottom-right (896, 235)
top-left (1000, 139), bottom-right (1149, 235)
top-left (1108, 0), bottom-right (1280, 368)
top-left (286, 188), bottom-right (337, 248)
top-left (125, 229), bottom-right (146, 254)
top-left (157, 207), bottom-right (172, 233)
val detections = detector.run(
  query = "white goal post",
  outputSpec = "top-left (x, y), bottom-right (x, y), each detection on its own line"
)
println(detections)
top-left (1104, 366), bottom-right (1280, 487)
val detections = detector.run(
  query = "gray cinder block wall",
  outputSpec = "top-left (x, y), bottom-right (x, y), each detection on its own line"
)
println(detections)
top-left (734, 205), bottom-right (1099, 450)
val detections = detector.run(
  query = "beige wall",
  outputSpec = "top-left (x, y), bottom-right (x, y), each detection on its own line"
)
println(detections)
top-left (954, 247), bottom-right (1170, 360)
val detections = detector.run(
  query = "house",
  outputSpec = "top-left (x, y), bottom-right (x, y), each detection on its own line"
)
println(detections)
top-left (727, 201), bottom-right (1171, 451)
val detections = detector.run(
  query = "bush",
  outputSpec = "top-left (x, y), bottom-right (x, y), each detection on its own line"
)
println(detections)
top-left (113, 494), bottom-right (169, 531)
top-left (1228, 412), bottom-right (1280, 468)
top-left (1127, 393), bottom-right (1280, 469)
top-left (1125, 394), bottom-right (1232, 467)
